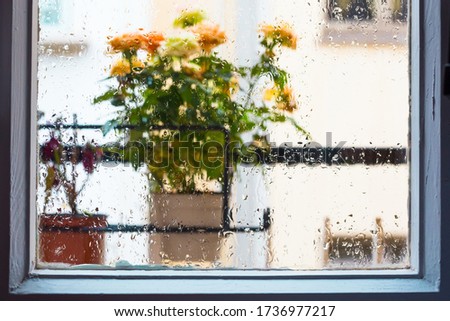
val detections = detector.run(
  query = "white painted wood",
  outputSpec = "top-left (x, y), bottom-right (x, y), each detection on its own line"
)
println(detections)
top-left (409, 0), bottom-right (421, 274)
top-left (13, 277), bottom-right (438, 295)
top-left (420, 0), bottom-right (441, 290)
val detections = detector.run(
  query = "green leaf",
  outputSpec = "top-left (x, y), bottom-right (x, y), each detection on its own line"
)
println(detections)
top-left (93, 90), bottom-right (116, 104)
top-left (45, 166), bottom-right (56, 191)
top-left (287, 116), bottom-right (312, 139)
top-left (173, 10), bottom-right (206, 28)
top-left (272, 67), bottom-right (288, 88)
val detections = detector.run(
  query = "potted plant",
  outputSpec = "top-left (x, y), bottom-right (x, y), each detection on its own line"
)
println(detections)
top-left (39, 125), bottom-right (106, 265)
top-left (94, 11), bottom-right (308, 261)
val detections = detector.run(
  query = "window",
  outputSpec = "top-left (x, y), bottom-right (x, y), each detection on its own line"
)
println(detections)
top-left (34, 0), bottom-right (410, 270)
top-left (323, 0), bottom-right (408, 46)
top-left (39, 0), bottom-right (60, 26)
top-left (328, 0), bottom-right (407, 22)
top-left (328, 0), bottom-right (375, 21)
top-left (2, 0), bottom-right (448, 297)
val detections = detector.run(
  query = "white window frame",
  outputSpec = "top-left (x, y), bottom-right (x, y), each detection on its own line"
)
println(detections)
top-left (2, 0), bottom-right (448, 297)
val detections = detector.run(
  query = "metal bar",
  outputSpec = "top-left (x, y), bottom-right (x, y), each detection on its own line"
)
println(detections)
top-left (40, 224), bottom-right (269, 234)
top-left (259, 147), bottom-right (408, 165)
top-left (38, 124), bottom-right (229, 131)
top-left (37, 124), bottom-right (408, 165)
top-left (222, 127), bottom-right (231, 231)
top-left (39, 208), bottom-right (272, 234)
top-left (39, 145), bottom-right (408, 165)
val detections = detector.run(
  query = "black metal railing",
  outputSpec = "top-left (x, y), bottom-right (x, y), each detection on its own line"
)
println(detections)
top-left (38, 123), bottom-right (270, 233)
top-left (38, 123), bottom-right (408, 234)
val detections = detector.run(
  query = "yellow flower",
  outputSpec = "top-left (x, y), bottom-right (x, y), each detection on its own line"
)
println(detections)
top-left (110, 59), bottom-right (130, 77)
top-left (131, 57), bottom-right (145, 70)
top-left (162, 37), bottom-right (201, 58)
top-left (276, 86), bottom-right (297, 112)
top-left (227, 76), bottom-right (239, 97)
top-left (110, 57), bottom-right (145, 77)
top-left (190, 23), bottom-right (227, 52)
top-left (108, 32), bottom-right (164, 53)
top-left (264, 86), bottom-right (298, 112)
top-left (260, 23), bottom-right (297, 49)
top-left (263, 87), bottom-right (277, 101)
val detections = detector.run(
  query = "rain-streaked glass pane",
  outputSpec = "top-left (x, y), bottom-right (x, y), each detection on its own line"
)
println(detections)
top-left (36, 0), bottom-right (410, 270)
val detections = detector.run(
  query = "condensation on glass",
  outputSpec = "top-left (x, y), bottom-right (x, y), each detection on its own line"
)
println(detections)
top-left (36, 0), bottom-right (410, 270)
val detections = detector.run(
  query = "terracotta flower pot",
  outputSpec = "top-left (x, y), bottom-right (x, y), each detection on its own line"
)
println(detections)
top-left (39, 213), bottom-right (108, 265)
top-left (149, 193), bottom-right (224, 265)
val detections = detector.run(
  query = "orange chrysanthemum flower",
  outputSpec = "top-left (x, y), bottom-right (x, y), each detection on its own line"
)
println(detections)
top-left (108, 32), bottom-right (164, 53)
top-left (260, 23), bottom-right (297, 49)
top-left (142, 32), bottom-right (165, 53)
top-left (109, 33), bottom-right (147, 52)
top-left (190, 23), bottom-right (227, 52)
